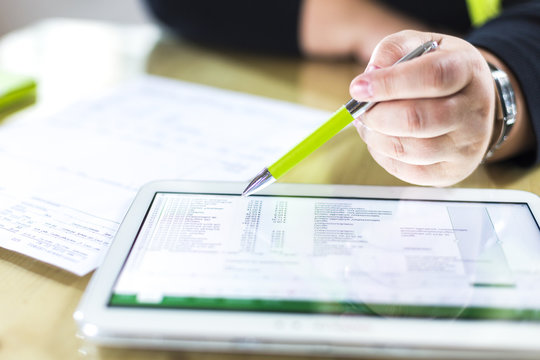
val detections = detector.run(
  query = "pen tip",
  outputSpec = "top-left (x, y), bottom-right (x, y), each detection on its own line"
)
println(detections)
top-left (242, 168), bottom-right (275, 197)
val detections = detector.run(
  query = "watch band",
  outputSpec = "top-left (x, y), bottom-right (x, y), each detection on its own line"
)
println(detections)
top-left (483, 62), bottom-right (517, 160)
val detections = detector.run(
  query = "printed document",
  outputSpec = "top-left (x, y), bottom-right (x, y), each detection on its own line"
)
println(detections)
top-left (0, 76), bottom-right (329, 275)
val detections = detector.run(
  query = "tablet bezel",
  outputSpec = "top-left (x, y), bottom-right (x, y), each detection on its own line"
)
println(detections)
top-left (75, 181), bottom-right (540, 358)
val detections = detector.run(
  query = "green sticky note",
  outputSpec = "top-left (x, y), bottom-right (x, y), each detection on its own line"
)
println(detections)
top-left (0, 71), bottom-right (37, 114)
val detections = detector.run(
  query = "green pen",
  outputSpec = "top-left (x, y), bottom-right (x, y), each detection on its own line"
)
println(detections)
top-left (242, 40), bottom-right (438, 197)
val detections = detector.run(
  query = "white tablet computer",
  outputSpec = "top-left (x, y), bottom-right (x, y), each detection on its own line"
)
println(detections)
top-left (75, 181), bottom-right (540, 359)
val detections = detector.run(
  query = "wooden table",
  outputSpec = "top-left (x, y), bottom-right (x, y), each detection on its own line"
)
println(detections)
top-left (0, 19), bottom-right (538, 360)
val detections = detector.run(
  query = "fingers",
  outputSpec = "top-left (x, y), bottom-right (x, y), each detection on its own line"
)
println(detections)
top-left (355, 120), bottom-right (459, 165)
top-left (367, 150), bottom-right (471, 187)
top-left (358, 96), bottom-right (466, 138)
top-left (355, 114), bottom-right (487, 185)
top-left (350, 31), bottom-right (476, 102)
top-left (348, 30), bottom-right (495, 187)
top-left (351, 51), bottom-right (473, 102)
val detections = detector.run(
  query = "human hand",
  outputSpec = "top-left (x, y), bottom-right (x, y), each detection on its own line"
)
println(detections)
top-left (350, 30), bottom-right (496, 186)
top-left (300, 0), bottom-right (428, 62)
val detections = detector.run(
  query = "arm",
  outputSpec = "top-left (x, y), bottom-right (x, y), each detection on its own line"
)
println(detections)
top-left (476, 49), bottom-right (534, 163)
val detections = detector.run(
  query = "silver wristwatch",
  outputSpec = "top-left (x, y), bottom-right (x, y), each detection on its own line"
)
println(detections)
top-left (484, 62), bottom-right (517, 160)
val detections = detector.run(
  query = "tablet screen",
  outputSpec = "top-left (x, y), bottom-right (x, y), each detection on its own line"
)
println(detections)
top-left (109, 192), bottom-right (540, 320)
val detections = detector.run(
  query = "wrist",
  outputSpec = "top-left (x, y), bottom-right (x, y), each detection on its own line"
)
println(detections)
top-left (478, 49), bottom-right (534, 162)
top-left (483, 62), bottom-right (517, 161)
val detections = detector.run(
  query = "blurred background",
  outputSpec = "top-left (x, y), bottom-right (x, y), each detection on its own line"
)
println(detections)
top-left (0, 0), bottom-right (150, 35)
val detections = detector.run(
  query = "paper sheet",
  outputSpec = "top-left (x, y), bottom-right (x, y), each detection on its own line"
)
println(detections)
top-left (0, 76), bottom-right (329, 275)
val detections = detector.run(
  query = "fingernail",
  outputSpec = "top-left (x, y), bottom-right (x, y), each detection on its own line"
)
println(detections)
top-left (350, 79), bottom-right (373, 99)
top-left (364, 64), bottom-right (381, 73)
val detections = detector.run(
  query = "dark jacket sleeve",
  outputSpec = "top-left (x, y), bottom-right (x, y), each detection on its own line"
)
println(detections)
top-left (144, 0), bottom-right (302, 55)
top-left (466, 2), bottom-right (540, 165)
